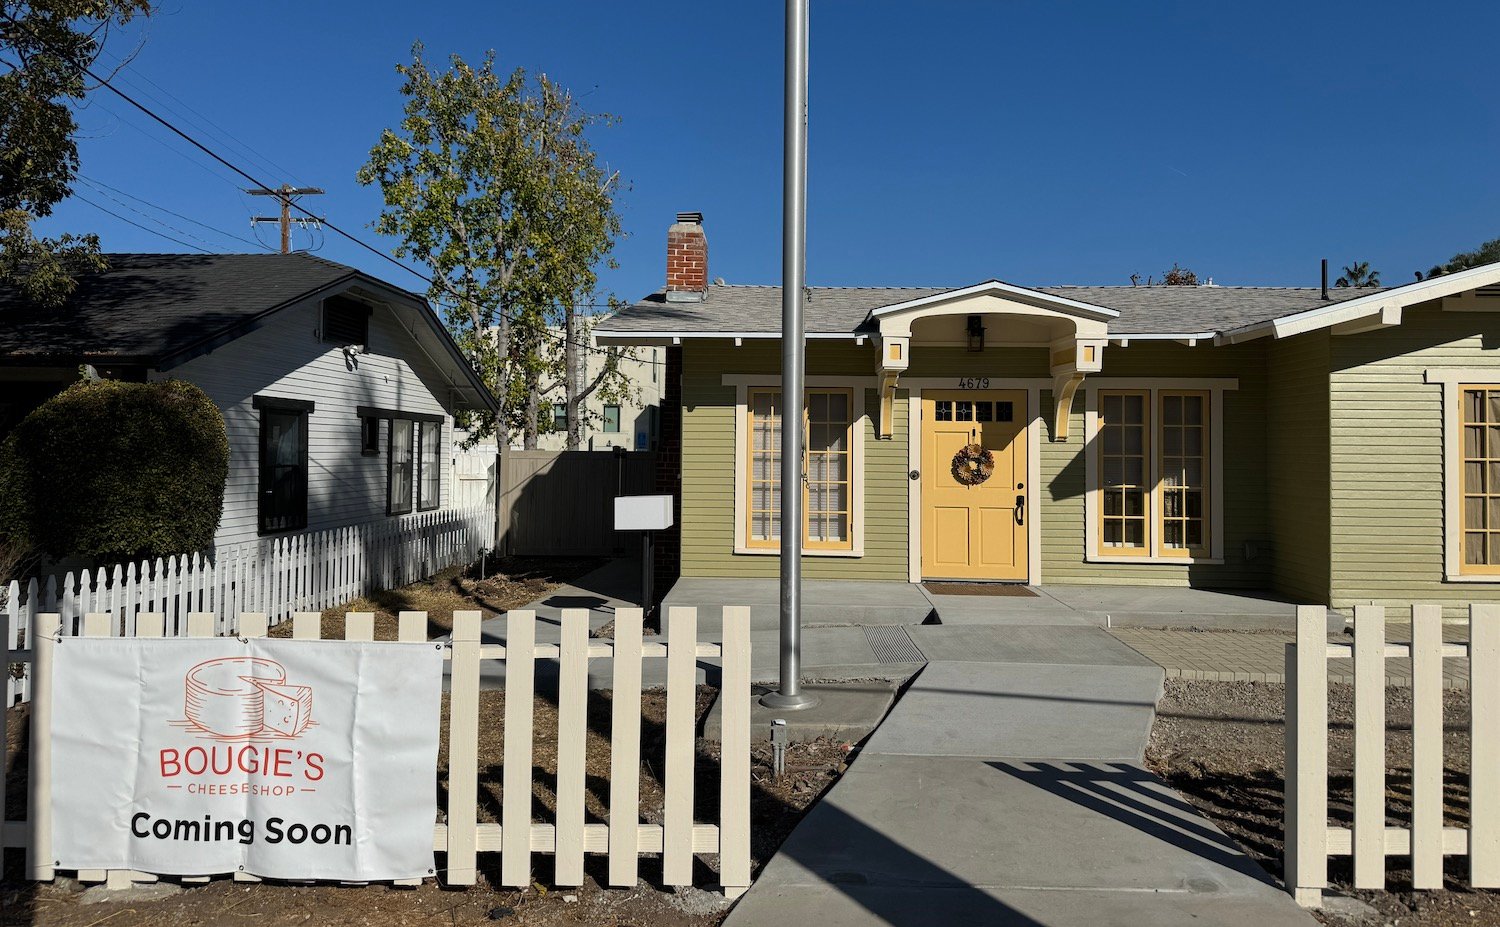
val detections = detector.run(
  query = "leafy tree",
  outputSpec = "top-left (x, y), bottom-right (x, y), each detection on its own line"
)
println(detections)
top-left (1335, 260), bottom-right (1381, 288)
top-left (0, 378), bottom-right (227, 562)
top-left (358, 44), bottom-right (631, 453)
top-left (1427, 237), bottom-right (1500, 279)
top-left (0, 1), bottom-right (153, 305)
top-left (1161, 263), bottom-right (1199, 286)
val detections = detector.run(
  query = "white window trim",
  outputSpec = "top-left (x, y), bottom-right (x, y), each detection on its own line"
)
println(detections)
top-left (1083, 378), bottom-right (1236, 565)
top-left (724, 374), bottom-right (871, 558)
top-left (901, 377), bottom-right (1047, 584)
top-left (1424, 369), bottom-right (1500, 582)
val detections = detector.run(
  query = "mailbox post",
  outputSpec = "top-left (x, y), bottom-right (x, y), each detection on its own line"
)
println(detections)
top-left (614, 494), bottom-right (674, 619)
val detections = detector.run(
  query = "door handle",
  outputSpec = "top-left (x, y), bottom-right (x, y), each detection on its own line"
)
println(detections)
top-left (1014, 493), bottom-right (1026, 526)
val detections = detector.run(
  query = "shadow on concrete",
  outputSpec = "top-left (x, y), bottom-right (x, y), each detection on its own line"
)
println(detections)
top-left (987, 760), bottom-right (1280, 887)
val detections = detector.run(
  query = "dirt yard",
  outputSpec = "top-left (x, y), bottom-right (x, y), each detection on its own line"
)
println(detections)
top-left (3, 684), bottom-right (849, 927)
top-left (1148, 678), bottom-right (1500, 926)
top-left (264, 555), bottom-right (604, 640)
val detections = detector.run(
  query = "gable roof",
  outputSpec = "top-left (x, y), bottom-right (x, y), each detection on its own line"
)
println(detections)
top-left (594, 280), bottom-right (1383, 341)
top-left (0, 253), bottom-right (495, 411)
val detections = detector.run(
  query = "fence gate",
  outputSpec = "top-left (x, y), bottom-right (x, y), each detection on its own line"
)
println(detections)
top-left (1285, 603), bottom-right (1497, 907)
top-left (1, 605), bottom-right (751, 897)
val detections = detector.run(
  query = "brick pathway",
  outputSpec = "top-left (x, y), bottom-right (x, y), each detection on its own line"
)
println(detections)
top-left (1109, 626), bottom-right (1472, 689)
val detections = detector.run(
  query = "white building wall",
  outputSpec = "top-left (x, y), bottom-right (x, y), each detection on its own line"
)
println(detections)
top-left (153, 299), bottom-right (458, 549)
top-left (526, 343), bottom-right (664, 451)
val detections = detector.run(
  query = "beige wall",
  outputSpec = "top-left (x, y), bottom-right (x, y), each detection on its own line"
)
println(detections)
top-left (1267, 331), bottom-right (1332, 603)
top-left (1326, 301), bottom-right (1500, 614)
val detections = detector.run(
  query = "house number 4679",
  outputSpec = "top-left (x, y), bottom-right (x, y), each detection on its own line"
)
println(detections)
top-left (957, 377), bottom-right (990, 389)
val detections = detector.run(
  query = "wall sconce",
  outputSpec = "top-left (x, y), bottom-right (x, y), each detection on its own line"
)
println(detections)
top-left (966, 315), bottom-right (985, 353)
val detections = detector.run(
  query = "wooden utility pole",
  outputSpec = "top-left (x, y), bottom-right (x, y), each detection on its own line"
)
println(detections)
top-left (248, 184), bottom-right (325, 253)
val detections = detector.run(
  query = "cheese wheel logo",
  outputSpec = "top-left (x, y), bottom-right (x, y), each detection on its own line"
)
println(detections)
top-left (183, 658), bottom-right (314, 740)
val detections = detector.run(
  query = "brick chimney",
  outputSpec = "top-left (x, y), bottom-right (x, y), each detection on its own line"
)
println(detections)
top-left (665, 212), bottom-right (707, 302)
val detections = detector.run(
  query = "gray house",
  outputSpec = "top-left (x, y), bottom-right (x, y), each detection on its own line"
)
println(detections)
top-left (0, 253), bottom-right (495, 548)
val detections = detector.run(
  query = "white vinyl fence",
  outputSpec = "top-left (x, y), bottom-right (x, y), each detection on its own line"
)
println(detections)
top-left (1, 606), bottom-right (751, 897)
top-left (2, 505), bottom-right (493, 707)
top-left (1285, 603), bottom-right (1496, 907)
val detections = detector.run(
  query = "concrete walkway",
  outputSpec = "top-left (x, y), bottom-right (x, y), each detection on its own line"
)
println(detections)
top-left (725, 629), bottom-right (1315, 926)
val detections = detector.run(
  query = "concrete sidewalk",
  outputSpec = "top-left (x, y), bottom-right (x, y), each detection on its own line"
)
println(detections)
top-left (725, 634), bottom-right (1315, 926)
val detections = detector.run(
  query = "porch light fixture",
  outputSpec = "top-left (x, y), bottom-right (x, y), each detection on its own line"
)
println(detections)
top-left (966, 314), bottom-right (985, 352)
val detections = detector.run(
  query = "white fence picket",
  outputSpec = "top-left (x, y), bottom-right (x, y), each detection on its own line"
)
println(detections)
top-left (1411, 604), bottom-right (1444, 889)
top-left (662, 606), bottom-right (697, 886)
top-left (1473, 603), bottom-right (1500, 886)
top-left (607, 607), bottom-right (644, 887)
top-left (501, 609), bottom-right (536, 887)
top-left (1352, 605), bottom-right (1385, 889)
top-left (554, 608), bottom-right (589, 885)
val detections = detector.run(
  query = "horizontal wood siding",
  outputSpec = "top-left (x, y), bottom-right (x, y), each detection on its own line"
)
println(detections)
top-left (1040, 341), bottom-right (1272, 589)
top-left (1267, 331), bottom-right (1331, 603)
top-left (679, 340), bottom-right (908, 579)
top-left (155, 301), bottom-right (459, 549)
top-left (1328, 302), bottom-right (1500, 614)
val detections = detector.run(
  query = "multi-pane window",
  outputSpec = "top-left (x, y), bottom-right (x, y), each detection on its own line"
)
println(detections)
top-left (748, 391), bottom-right (783, 545)
top-left (1462, 387), bottom-right (1500, 573)
top-left (806, 391), bottom-right (851, 546)
top-left (1160, 392), bottom-right (1208, 554)
top-left (746, 388), bottom-right (854, 550)
top-left (933, 399), bottom-right (1013, 423)
top-left (1100, 392), bottom-right (1149, 553)
top-left (1096, 390), bottom-right (1212, 558)
top-left (388, 418), bottom-right (414, 515)
top-left (418, 420), bottom-right (441, 511)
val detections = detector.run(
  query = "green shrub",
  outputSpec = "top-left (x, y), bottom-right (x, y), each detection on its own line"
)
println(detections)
top-left (0, 378), bottom-right (228, 562)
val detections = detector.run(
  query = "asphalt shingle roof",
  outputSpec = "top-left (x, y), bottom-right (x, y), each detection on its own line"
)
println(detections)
top-left (597, 282), bottom-right (1383, 337)
top-left (0, 253), bottom-right (363, 362)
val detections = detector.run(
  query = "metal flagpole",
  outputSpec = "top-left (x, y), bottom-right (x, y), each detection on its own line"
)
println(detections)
top-left (763, 0), bottom-right (817, 711)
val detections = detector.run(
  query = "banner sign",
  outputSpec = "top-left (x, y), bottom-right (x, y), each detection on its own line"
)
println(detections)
top-left (50, 637), bottom-right (444, 881)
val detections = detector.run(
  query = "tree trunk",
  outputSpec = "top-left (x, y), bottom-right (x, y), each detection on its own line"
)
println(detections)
top-left (524, 386), bottom-right (539, 450)
top-left (492, 300), bottom-right (511, 553)
top-left (564, 305), bottom-right (582, 450)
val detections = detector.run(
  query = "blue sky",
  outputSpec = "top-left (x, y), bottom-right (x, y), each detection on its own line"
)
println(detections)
top-left (36, 0), bottom-right (1500, 303)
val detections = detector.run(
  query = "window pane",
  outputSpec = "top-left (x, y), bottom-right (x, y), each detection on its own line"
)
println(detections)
top-left (1467, 426), bottom-right (1486, 460)
top-left (1162, 428), bottom-right (1181, 456)
top-left (1104, 491), bottom-right (1121, 516)
top-left (1125, 521), bottom-right (1144, 546)
top-left (1185, 428), bottom-right (1203, 456)
top-left (1490, 392), bottom-right (1500, 425)
top-left (1184, 397), bottom-right (1204, 426)
top-left (603, 405), bottom-right (621, 433)
top-left (1468, 390), bottom-right (1487, 423)
top-left (1469, 461), bottom-right (1487, 494)
top-left (1102, 426), bottom-right (1122, 455)
top-left (1162, 395), bottom-right (1182, 426)
top-left (390, 419), bottom-right (414, 512)
top-left (1103, 395), bottom-right (1122, 421)
top-left (994, 402), bottom-right (1014, 422)
top-left (956, 401), bottom-right (973, 422)
top-left (826, 392), bottom-right (848, 423)
top-left (975, 402), bottom-right (993, 422)
top-left (420, 422), bottom-right (441, 509)
top-left (1468, 532), bottom-right (1487, 566)
top-left (935, 400), bottom-right (953, 421)
top-left (1125, 489), bottom-right (1145, 516)
top-left (1124, 395), bottom-right (1144, 424)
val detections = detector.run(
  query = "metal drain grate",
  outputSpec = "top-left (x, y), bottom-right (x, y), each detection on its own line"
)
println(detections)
top-left (864, 625), bottom-right (924, 664)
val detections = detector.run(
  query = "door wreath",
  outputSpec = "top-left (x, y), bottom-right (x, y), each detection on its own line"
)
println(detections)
top-left (951, 444), bottom-right (994, 485)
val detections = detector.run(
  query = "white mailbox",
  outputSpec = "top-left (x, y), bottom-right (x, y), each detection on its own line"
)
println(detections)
top-left (615, 494), bottom-right (674, 531)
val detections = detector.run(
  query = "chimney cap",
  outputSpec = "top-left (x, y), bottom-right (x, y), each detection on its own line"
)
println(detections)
top-left (675, 211), bottom-right (703, 225)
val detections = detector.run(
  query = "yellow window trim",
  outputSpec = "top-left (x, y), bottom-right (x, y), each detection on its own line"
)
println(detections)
top-left (743, 386), bottom-right (856, 553)
top-left (1157, 389), bottom-right (1211, 559)
top-left (1097, 389), bottom-right (1152, 557)
top-left (1458, 384), bottom-right (1500, 577)
top-left (1093, 388), bottom-right (1213, 561)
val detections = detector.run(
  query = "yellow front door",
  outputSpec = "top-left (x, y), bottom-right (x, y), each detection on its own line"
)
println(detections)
top-left (921, 390), bottom-right (1029, 581)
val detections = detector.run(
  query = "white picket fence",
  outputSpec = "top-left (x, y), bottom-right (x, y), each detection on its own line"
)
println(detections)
top-left (2, 505), bottom-right (494, 707)
top-left (1, 606), bottom-right (750, 896)
top-left (1285, 603), bottom-right (1496, 907)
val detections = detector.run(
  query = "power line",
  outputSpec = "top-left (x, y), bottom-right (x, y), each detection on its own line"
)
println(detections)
top-left (77, 175), bottom-right (271, 252)
top-left (71, 190), bottom-right (213, 254)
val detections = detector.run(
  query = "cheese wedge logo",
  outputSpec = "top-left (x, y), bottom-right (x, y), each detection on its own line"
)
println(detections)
top-left (182, 657), bottom-right (314, 740)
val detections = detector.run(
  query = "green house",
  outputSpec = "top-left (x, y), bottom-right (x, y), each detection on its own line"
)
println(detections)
top-left (597, 214), bottom-right (1500, 613)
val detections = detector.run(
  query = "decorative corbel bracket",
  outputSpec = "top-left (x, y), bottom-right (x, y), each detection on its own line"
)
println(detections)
top-left (875, 334), bottom-right (910, 439)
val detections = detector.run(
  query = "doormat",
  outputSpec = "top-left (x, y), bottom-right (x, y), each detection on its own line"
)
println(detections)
top-left (923, 583), bottom-right (1038, 597)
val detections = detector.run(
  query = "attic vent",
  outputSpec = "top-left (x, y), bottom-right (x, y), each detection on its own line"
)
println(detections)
top-left (1476, 285), bottom-right (1500, 299)
top-left (322, 296), bottom-right (371, 346)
